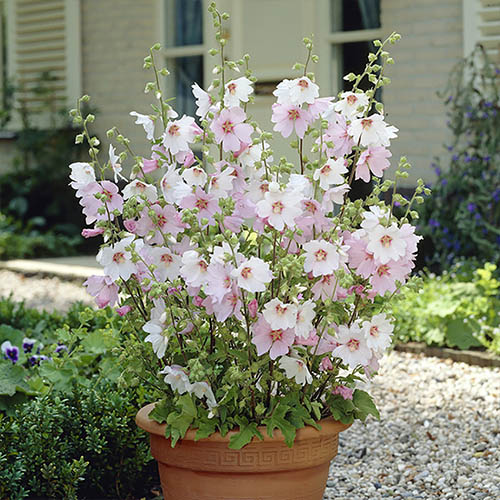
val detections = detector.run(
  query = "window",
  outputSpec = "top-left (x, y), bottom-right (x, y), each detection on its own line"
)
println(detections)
top-left (163, 0), bottom-right (206, 118)
top-left (328, 0), bottom-right (382, 94)
top-left (463, 0), bottom-right (500, 60)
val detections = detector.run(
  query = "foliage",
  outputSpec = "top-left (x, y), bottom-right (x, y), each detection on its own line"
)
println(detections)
top-left (0, 382), bottom-right (157, 500)
top-left (390, 262), bottom-right (500, 354)
top-left (417, 45), bottom-right (500, 271)
top-left (0, 72), bottom-right (95, 258)
top-left (0, 301), bottom-right (127, 413)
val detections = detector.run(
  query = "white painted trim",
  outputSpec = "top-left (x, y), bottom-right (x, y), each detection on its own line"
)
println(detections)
top-left (463, 0), bottom-right (480, 56)
top-left (65, 0), bottom-right (81, 107)
top-left (326, 28), bottom-right (384, 44)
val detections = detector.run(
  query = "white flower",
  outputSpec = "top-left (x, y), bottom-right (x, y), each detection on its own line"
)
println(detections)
top-left (144, 300), bottom-right (169, 358)
top-left (223, 77), bottom-right (253, 107)
top-left (273, 77), bottom-right (319, 106)
top-left (295, 300), bottom-right (316, 338)
top-left (362, 313), bottom-right (394, 353)
top-left (208, 168), bottom-right (234, 199)
top-left (313, 158), bottom-right (348, 190)
top-left (322, 184), bottom-right (350, 212)
top-left (148, 246), bottom-right (181, 282)
top-left (262, 298), bottom-right (297, 330)
top-left (180, 250), bottom-right (209, 287)
top-left (160, 165), bottom-right (183, 204)
top-left (160, 365), bottom-right (191, 394)
top-left (256, 182), bottom-right (302, 231)
top-left (366, 223), bottom-right (407, 264)
top-left (279, 355), bottom-right (313, 386)
top-left (108, 144), bottom-right (126, 183)
top-left (349, 114), bottom-right (398, 147)
top-left (333, 323), bottom-right (372, 369)
top-left (303, 240), bottom-right (347, 277)
top-left (122, 179), bottom-right (158, 202)
top-left (190, 381), bottom-right (218, 409)
top-left (288, 174), bottom-right (313, 198)
top-left (238, 141), bottom-right (272, 170)
top-left (130, 111), bottom-right (155, 140)
top-left (360, 205), bottom-right (389, 231)
top-left (97, 236), bottom-right (141, 281)
top-left (162, 115), bottom-right (197, 155)
top-left (69, 162), bottom-right (95, 196)
top-left (231, 257), bottom-right (273, 293)
top-left (181, 166), bottom-right (207, 187)
top-left (192, 83), bottom-right (214, 118)
top-left (334, 91), bottom-right (370, 120)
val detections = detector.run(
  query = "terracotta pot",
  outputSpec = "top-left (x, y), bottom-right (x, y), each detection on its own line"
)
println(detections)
top-left (136, 402), bottom-right (351, 500)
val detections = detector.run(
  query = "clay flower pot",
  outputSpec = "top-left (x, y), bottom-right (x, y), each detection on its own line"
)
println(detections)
top-left (136, 403), bottom-right (351, 500)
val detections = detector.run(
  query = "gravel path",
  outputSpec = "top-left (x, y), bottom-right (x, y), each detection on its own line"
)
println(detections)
top-left (325, 352), bottom-right (500, 500)
top-left (1, 270), bottom-right (498, 500)
top-left (0, 269), bottom-right (94, 312)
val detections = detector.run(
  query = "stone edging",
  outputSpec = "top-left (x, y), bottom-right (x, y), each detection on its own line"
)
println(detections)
top-left (394, 342), bottom-right (500, 368)
top-left (0, 259), bottom-right (102, 280)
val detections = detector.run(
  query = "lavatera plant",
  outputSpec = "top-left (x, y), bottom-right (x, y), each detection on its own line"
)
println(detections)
top-left (69, 5), bottom-right (427, 449)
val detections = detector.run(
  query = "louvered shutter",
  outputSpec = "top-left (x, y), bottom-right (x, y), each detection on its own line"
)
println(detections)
top-left (6, 0), bottom-right (81, 127)
top-left (464, 0), bottom-right (500, 60)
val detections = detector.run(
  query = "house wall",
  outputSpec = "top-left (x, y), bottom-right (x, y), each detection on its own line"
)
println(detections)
top-left (381, 0), bottom-right (464, 186)
top-left (81, 0), bottom-right (160, 165)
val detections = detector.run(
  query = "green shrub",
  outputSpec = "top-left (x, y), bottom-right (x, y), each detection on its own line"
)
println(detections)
top-left (417, 46), bottom-right (500, 271)
top-left (391, 262), bottom-right (500, 353)
top-left (0, 382), bottom-right (158, 499)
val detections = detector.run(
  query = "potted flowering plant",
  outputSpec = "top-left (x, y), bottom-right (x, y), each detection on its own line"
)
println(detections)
top-left (69, 4), bottom-right (426, 499)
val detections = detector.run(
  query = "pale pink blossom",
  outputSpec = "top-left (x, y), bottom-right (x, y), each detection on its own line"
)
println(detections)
top-left (248, 298), bottom-right (258, 318)
top-left (135, 204), bottom-right (185, 243)
top-left (279, 355), bottom-right (313, 385)
top-left (205, 262), bottom-right (234, 303)
top-left (80, 181), bottom-right (123, 224)
top-left (231, 257), bottom-right (273, 293)
top-left (69, 162), bottom-right (95, 196)
top-left (203, 285), bottom-right (243, 322)
top-left (331, 385), bottom-right (354, 400)
top-left (334, 91), bottom-right (370, 120)
top-left (116, 305), bottom-right (132, 316)
top-left (366, 223), bottom-right (407, 264)
top-left (97, 236), bottom-right (141, 281)
top-left (210, 107), bottom-right (253, 152)
top-left (147, 246), bottom-right (182, 282)
top-left (322, 184), bottom-right (350, 213)
top-left (333, 323), bottom-right (372, 368)
top-left (162, 115), bottom-right (198, 155)
top-left (256, 182), bottom-right (302, 231)
top-left (122, 179), bottom-right (158, 203)
top-left (180, 251), bottom-right (209, 288)
top-left (180, 187), bottom-right (219, 225)
top-left (362, 313), bottom-right (394, 353)
top-left (370, 259), bottom-right (411, 295)
top-left (130, 111), bottom-right (155, 140)
top-left (223, 77), bottom-right (253, 107)
top-left (81, 227), bottom-right (104, 239)
top-left (251, 315), bottom-right (295, 360)
top-left (294, 329), bottom-right (319, 346)
top-left (313, 158), bottom-right (348, 190)
top-left (344, 231), bottom-right (377, 279)
top-left (273, 77), bottom-right (319, 106)
top-left (83, 275), bottom-right (119, 308)
top-left (308, 97), bottom-right (334, 120)
top-left (349, 114), bottom-right (398, 148)
top-left (319, 113), bottom-right (354, 159)
top-left (141, 157), bottom-right (159, 174)
top-left (319, 356), bottom-right (333, 372)
top-left (271, 103), bottom-right (312, 139)
top-left (355, 146), bottom-right (391, 182)
top-left (263, 298), bottom-right (297, 330)
top-left (303, 240), bottom-right (347, 277)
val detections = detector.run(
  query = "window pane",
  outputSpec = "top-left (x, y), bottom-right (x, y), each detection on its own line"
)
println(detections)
top-left (168, 56), bottom-right (203, 117)
top-left (330, 0), bottom-right (381, 32)
top-left (165, 0), bottom-right (203, 47)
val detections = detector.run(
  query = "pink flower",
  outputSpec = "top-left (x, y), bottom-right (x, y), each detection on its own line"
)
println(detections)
top-left (344, 232), bottom-right (377, 279)
top-left (355, 146), bottom-right (392, 182)
top-left (116, 305), bottom-right (132, 316)
top-left (294, 329), bottom-right (319, 346)
top-left (251, 315), bottom-right (295, 360)
top-left (180, 187), bottom-right (219, 225)
top-left (319, 356), bottom-right (333, 372)
top-left (370, 259), bottom-right (411, 296)
top-left (142, 158), bottom-right (159, 174)
top-left (308, 97), bottom-right (334, 120)
top-left (333, 323), bottom-right (372, 368)
top-left (210, 107), bottom-right (253, 152)
top-left (331, 385), bottom-right (354, 400)
top-left (203, 285), bottom-right (243, 322)
top-left (84, 275), bottom-right (119, 308)
top-left (319, 113), bottom-right (354, 159)
top-left (271, 102), bottom-right (312, 139)
top-left (135, 204), bottom-right (185, 244)
top-left (248, 298), bottom-right (258, 318)
top-left (123, 219), bottom-right (137, 233)
top-left (81, 227), bottom-right (104, 238)
top-left (205, 262), bottom-right (234, 303)
top-left (80, 181), bottom-right (123, 225)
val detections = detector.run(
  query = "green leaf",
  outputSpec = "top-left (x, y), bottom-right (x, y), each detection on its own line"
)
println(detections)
top-left (39, 362), bottom-right (76, 392)
top-left (353, 389), bottom-right (380, 421)
top-left (195, 419), bottom-right (217, 440)
top-left (228, 420), bottom-right (263, 449)
top-left (0, 363), bottom-right (31, 396)
top-left (149, 399), bottom-right (170, 424)
top-left (80, 330), bottom-right (117, 354)
top-left (446, 318), bottom-right (482, 350)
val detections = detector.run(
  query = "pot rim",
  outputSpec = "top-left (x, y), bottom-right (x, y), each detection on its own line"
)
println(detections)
top-left (136, 402), bottom-right (351, 443)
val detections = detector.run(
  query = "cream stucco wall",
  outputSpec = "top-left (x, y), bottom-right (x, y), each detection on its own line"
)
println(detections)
top-left (381, 0), bottom-right (463, 186)
top-left (81, 0), bottom-right (160, 165)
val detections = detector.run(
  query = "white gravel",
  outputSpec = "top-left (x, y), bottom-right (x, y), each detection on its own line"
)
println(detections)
top-left (1, 270), bottom-right (498, 500)
top-left (326, 352), bottom-right (500, 500)
top-left (0, 269), bottom-right (94, 312)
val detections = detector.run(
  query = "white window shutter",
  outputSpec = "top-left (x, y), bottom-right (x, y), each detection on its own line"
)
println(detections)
top-left (6, 0), bottom-right (81, 127)
top-left (464, 0), bottom-right (500, 59)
